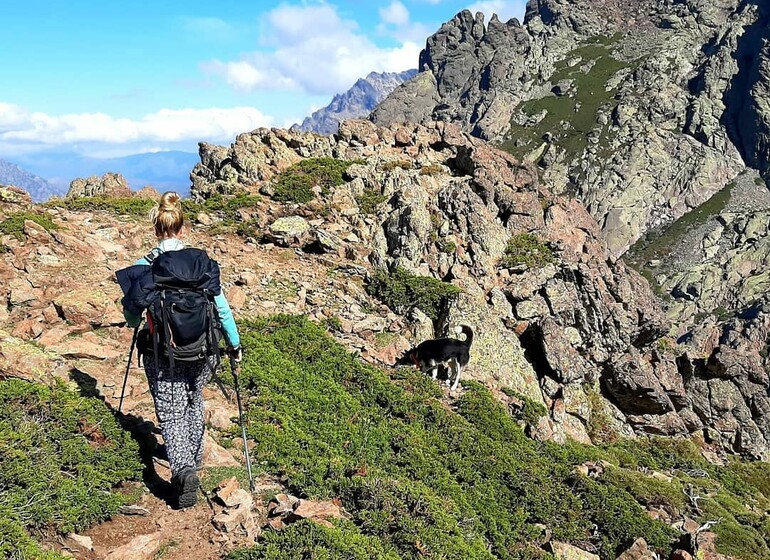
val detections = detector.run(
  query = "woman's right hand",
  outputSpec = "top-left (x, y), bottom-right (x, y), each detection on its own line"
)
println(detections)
top-left (228, 345), bottom-right (242, 363)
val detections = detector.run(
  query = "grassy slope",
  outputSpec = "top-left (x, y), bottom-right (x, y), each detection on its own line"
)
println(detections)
top-left (0, 379), bottom-right (143, 559)
top-left (624, 182), bottom-right (734, 300)
top-left (228, 315), bottom-right (770, 560)
top-left (500, 34), bottom-right (631, 164)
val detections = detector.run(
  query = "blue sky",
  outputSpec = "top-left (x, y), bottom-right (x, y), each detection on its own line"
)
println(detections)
top-left (0, 0), bottom-right (526, 159)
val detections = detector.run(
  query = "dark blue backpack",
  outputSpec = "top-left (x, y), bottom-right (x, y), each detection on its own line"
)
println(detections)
top-left (140, 248), bottom-right (223, 373)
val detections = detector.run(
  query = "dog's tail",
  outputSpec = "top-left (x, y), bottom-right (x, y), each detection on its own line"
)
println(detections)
top-left (457, 324), bottom-right (474, 347)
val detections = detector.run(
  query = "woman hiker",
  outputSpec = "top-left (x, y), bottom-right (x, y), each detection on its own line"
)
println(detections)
top-left (119, 191), bottom-right (242, 508)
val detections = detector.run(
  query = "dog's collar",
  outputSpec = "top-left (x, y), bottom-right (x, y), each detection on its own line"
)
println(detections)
top-left (410, 353), bottom-right (420, 366)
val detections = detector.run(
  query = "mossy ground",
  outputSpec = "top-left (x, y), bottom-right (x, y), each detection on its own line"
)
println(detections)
top-left (227, 315), bottom-right (770, 560)
top-left (45, 195), bottom-right (156, 217)
top-left (0, 379), bottom-right (143, 559)
top-left (624, 182), bottom-right (734, 299)
top-left (500, 34), bottom-right (631, 163)
top-left (45, 193), bottom-right (265, 238)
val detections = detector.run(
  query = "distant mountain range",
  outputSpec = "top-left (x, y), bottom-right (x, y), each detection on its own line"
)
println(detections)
top-left (0, 159), bottom-right (60, 202)
top-left (293, 70), bottom-right (417, 135)
top-left (9, 151), bottom-right (200, 198)
top-left (0, 70), bottom-right (420, 200)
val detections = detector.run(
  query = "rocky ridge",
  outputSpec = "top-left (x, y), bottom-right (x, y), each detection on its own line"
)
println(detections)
top-left (292, 70), bottom-right (417, 135)
top-left (187, 119), bottom-right (770, 459)
top-left (371, 1), bottom-right (770, 261)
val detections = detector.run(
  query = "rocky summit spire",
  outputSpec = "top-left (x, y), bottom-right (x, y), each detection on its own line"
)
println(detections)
top-left (373, 0), bottom-right (768, 262)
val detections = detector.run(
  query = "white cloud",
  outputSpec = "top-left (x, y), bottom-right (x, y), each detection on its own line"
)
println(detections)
top-left (467, 0), bottom-right (527, 22)
top-left (379, 1), bottom-right (410, 26)
top-left (377, 0), bottom-right (433, 44)
top-left (203, 2), bottom-right (420, 96)
top-left (0, 102), bottom-right (274, 154)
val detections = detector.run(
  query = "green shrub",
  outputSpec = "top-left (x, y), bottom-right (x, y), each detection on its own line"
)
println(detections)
top-left (502, 388), bottom-right (548, 425)
top-left (382, 160), bottom-right (413, 172)
top-left (0, 211), bottom-right (60, 240)
top-left (571, 475), bottom-right (678, 556)
top-left (356, 188), bottom-right (388, 214)
top-left (0, 379), bottom-right (143, 555)
top-left (201, 193), bottom-right (262, 216)
top-left (656, 338), bottom-right (677, 354)
top-left (585, 385), bottom-right (620, 444)
top-left (186, 193), bottom-right (262, 223)
top-left (228, 315), bottom-right (701, 560)
top-left (223, 315), bottom-right (770, 560)
top-left (324, 316), bottom-right (343, 333)
top-left (502, 233), bottom-right (556, 269)
top-left (0, 515), bottom-right (67, 560)
top-left (45, 196), bottom-right (155, 217)
top-left (228, 520), bottom-right (402, 560)
top-left (419, 164), bottom-right (444, 176)
top-left (366, 267), bottom-right (461, 321)
top-left (437, 239), bottom-right (457, 254)
top-left (273, 158), bottom-right (355, 203)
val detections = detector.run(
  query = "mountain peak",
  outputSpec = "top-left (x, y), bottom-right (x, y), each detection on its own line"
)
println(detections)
top-left (0, 159), bottom-right (60, 202)
top-left (293, 69), bottom-right (417, 135)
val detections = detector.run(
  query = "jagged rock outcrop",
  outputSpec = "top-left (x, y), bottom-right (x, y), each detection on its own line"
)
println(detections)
top-left (0, 184), bottom-right (33, 206)
top-left (293, 70), bottom-right (417, 135)
top-left (188, 119), bottom-right (770, 455)
top-left (674, 297), bottom-right (770, 459)
top-left (67, 172), bottom-right (131, 198)
top-left (372, 1), bottom-right (770, 259)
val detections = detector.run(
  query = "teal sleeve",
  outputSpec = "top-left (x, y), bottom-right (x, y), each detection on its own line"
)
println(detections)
top-left (215, 291), bottom-right (240, 347)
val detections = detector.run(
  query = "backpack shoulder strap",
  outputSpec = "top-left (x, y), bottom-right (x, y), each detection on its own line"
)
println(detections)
top-left (144, 250), bottom-right (158, 265)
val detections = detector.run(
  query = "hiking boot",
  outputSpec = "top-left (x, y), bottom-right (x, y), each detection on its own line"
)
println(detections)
top-left (173, 467), bottom-right (199, 509)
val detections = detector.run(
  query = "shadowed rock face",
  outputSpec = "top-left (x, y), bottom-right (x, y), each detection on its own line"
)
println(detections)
top-left (188, 118), bottom-right (770, 458)
top-left (372, 0), bottom-right (770, 262)
top-left (734, 5), bottom-right (770, 172)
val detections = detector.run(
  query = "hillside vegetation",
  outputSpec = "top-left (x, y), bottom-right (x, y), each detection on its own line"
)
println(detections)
top-left (0, 379), bottom-right (143, 559)
top-left (226, 315), bottom-right (770, 560)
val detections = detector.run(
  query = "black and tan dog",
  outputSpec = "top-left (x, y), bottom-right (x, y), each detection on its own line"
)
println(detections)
top-left (399, 325), bottom-right (474, 392)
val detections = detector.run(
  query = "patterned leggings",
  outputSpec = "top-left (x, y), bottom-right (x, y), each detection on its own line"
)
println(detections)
top-left (144, 357), bottom-right (213, 476)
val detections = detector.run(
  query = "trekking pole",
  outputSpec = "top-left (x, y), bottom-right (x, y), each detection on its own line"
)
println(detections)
top-left (230, 355), bottom-right (255, 493)
top-left (118, 325), bottom-right (141, 414)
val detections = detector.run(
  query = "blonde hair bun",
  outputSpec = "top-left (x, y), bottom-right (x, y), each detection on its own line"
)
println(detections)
top-left (159, 191), bottom-right (181, 211)
top-left (150, 191), bottom-right (184, 237)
